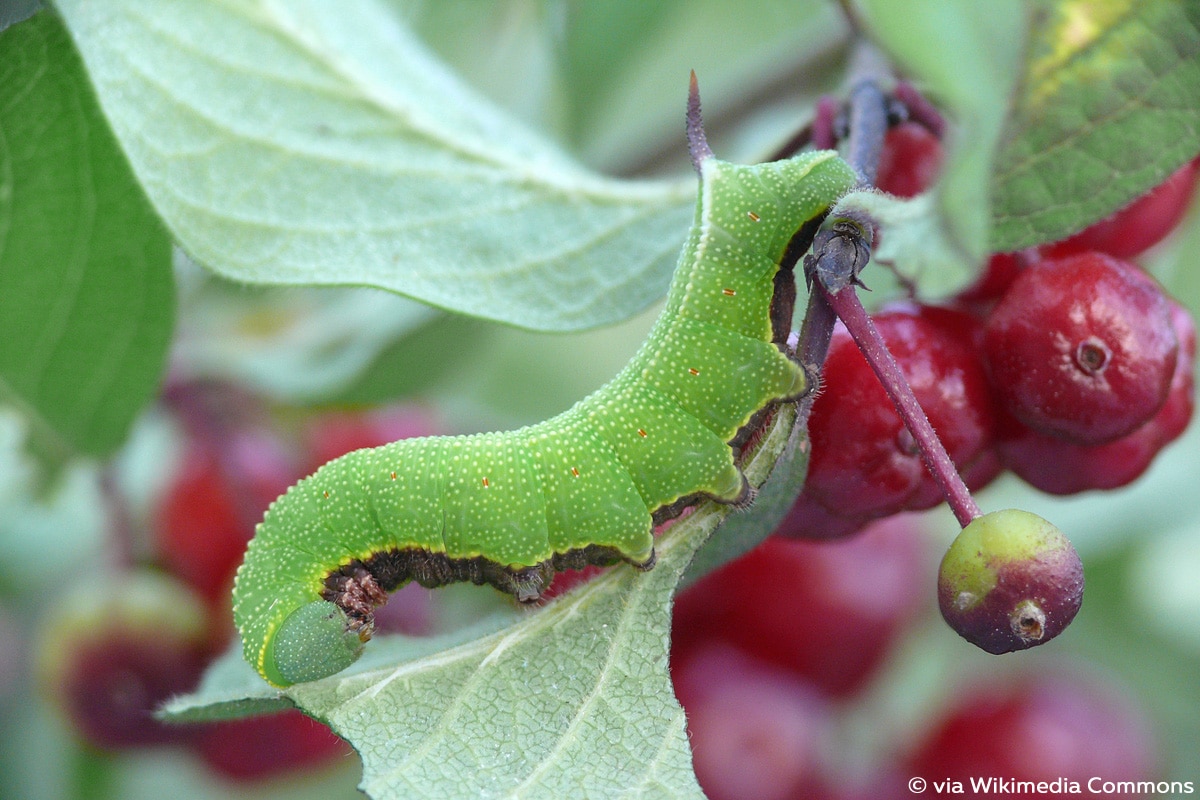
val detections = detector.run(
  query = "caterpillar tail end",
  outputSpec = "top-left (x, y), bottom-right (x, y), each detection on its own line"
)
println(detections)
top-left (262, 601), bottom-right (366, 687)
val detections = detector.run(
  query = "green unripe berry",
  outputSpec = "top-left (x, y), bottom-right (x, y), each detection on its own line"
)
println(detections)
top-left (938, 509), bottom-right (1083, 654)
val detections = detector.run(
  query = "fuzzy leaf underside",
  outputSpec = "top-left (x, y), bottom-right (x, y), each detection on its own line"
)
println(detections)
top-left (53, 0), bottom-right (694, 333)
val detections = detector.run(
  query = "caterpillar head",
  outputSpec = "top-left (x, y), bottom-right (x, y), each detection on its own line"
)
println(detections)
top-left (266, 600), bottom-right (366, 686)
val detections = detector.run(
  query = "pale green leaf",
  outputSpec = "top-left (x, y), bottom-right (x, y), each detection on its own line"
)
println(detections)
top-left (833, 190), bottom-right (977, 299)
top-left (54, 0), bottom-right (695, 332)
top-left (173, 254), bottom-right (442, 403)
top-left (990, 0), bottom-right (1200, 250)
top-left (0, 9), bottom-right (173, 460)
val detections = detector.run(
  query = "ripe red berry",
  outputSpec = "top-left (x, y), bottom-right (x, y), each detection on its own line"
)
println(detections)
top-left (673, 516), bottom-right (927, 698)
top-left (953, 251), bottom-right (1035, 311)
top-left (799, 305), bottom-right (995, 528)
top-left (983, 253), bottom-right (1178, 445)
top-left (154, 430), bottom-right (297, 606)
top-left (875, 121), bottom-right (943, 198)
top-left (998, 417), bottom-right (1166, 496)
top-left (997, 299), bottom-right (1195, 495)
top-left (672, 644), bottom-right (834, 800)
top-left (1155, 299), bottom-right (1198, 443)
top-left (194, 710), bottom-right (350, 781)
top-left (775, 493), bottom-right (875, 542)
top-left (37, 573), bottom-right (209, 751)
top-left (906, 672), bottom-right (1155, 790)
top-left (1041, 156), bottom-right (1200, 260)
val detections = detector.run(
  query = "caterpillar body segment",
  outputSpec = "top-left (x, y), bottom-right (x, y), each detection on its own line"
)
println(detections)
top-left (233, 149), bottom-right (857, 686)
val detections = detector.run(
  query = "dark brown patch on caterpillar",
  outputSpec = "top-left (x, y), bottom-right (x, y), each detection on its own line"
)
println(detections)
top-left (321, 543), bottom-right (656, 636)
top-left (771, 211), bottom-right (830, 345)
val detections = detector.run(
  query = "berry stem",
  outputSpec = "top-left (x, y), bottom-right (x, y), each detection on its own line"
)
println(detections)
top-left (820, 283), bottom-right (982, 527)
top-left (793, 63), bottom-right (889, 414)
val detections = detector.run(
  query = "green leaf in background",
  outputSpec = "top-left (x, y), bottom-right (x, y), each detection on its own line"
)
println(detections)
top-left (990, 0), bottom-right (1200, 251)
top-left (557, 0), bottom-right (847, 171)
top-left (172, 255), bottom-right (442, 404)
top-left (0, 10), bottom-right (173, 461)
top-left (165, 403), bottom-right (804, 800)
top-left (54, 0), bottom-right (696, 332)
top-left (856, 0), bottom-right (1027, 268)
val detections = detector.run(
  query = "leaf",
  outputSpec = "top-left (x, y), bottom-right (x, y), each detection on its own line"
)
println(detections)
top-left (54, 0), bottom-right (696, 332)
top-left (990, 0), bottom-right (1200, 251)
top-left (0, 0), bottom-right (40, 34)
top-left (173, 255), bottom-right (443, 404)
top-left (164, 403), bottom-right (804, 800)
top-left (856, 0), bottom-right (1028, 265)
top-left (557, 0), bottom-right (847, 170)
top-left (682, 406), bottom-right (809, 585)
top-left (0, 10), bottom-right (173, 461)
top-left (825, 190), bottom-right (979, 300)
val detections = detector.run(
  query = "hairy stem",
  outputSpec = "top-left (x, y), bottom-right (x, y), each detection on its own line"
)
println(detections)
top-left (821, 284), bottom-right (982, 527)
top-left (795, 61), bottom-right (983, 529)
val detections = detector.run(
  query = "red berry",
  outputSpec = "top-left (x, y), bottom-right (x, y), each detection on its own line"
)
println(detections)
top-left (998, 418), bottom-right (1164, 496)
top-left (954, 251), bottom-right (1035, 311)
top-left (959, 447), bottom-right (1005, 494)
top-left (1155, 299), bottom-right (1197, 443)
top-left (302, 405), bottom-right (437, 474)
top-left (775, 493), bottom-right (874, 541)
top-left (673, 644), bottom-right (834, 800)
top-left (907, 672), bottom-right (1155, 791)
top-left (875, 122), bottom-right (943, 198)
top-left (154, 430), bottom-right (297, 605)
top-left (998, 299), bottom-right (1195, 495)
top-left (800, 306), bottom-right (994, 526)
top-left (983, 253), bottom-right (1178, 445)
top-left (540, 564), bottom-right (608, 600)
top-left (673, 516), bottom-right (927, 698)
top-left (1041, 156), bottom-right (1200, 260)
top-left (194, 710), bottom-right (350, 782)
top-left (38, 574), bottom-right (209, 751)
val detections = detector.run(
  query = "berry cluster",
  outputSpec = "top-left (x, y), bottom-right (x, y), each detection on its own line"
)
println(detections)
top-left (664, 125), bottom-right (1193, 797)
top-left (38, 383), bottom-right (438, 781)
top-left (788, 143), bottom-right (1198, 538)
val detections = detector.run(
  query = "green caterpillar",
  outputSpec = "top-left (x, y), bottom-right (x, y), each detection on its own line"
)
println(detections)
top-left (233, 100), bottom-right (856, 687)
